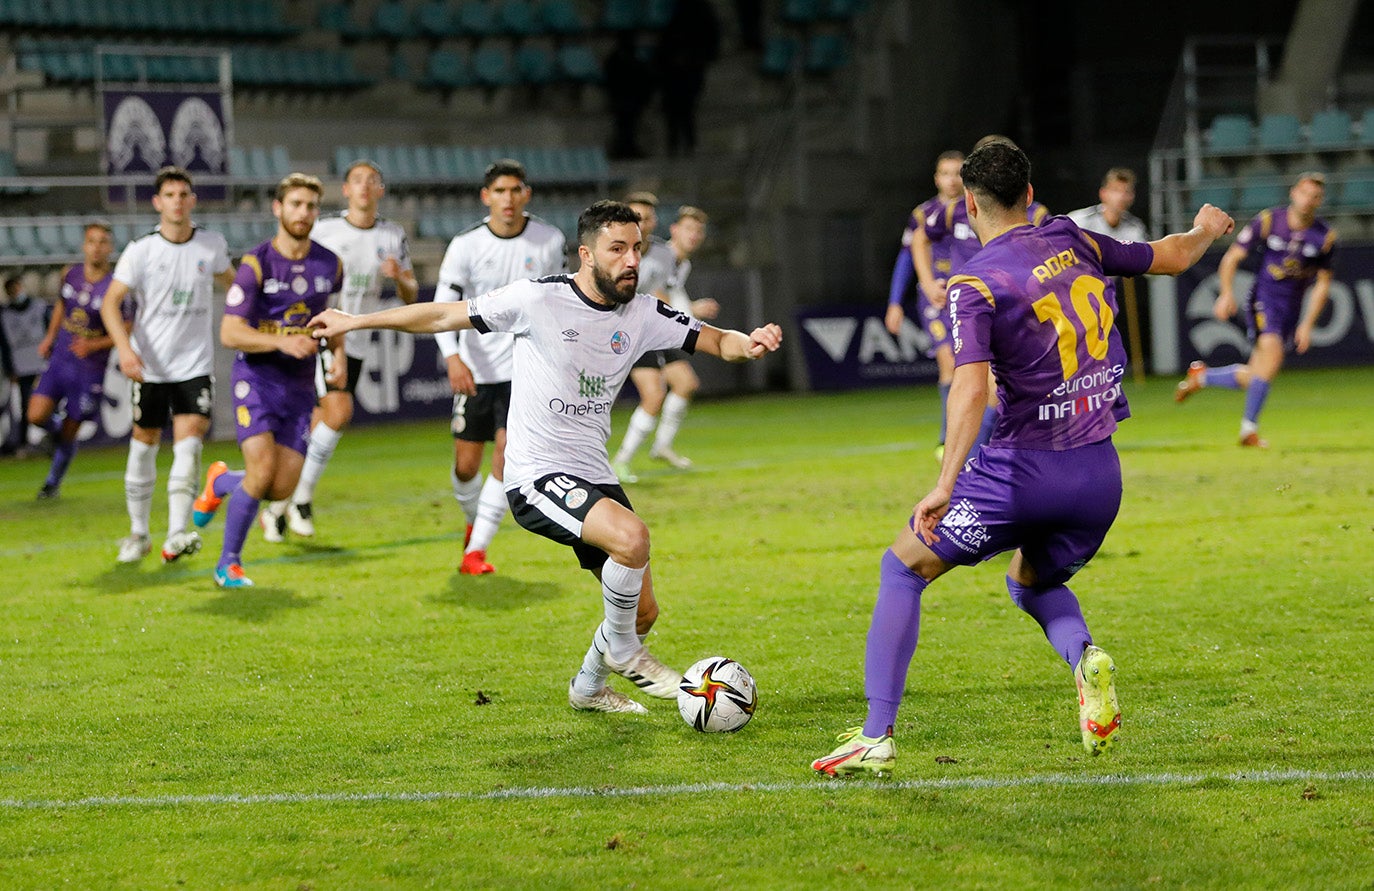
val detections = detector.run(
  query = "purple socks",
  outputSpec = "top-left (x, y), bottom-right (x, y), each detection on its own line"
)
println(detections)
top-left (217, 475), bottom-right (256, 569)
top-left (862, 549), bottom-right (929, 738)
top-left (1005, 576), bottom-right (1091, 667)
top-left (1243, 378), bottom-right (1270, 424)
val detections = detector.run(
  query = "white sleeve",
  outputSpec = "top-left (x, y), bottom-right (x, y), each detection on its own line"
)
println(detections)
top-left (433, 239), bottom-right (466, 358)
top-left (466, 281), bottom-right (532, 338)
top-left (212, 232), bottom-right (231, 273)
top-left (112, 240), bottom-right (142, 289)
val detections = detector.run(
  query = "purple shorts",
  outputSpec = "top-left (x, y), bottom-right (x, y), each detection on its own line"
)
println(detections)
top-left (1248, 293), bottom-right (1300, 348)
top-left (915, 293), bottom-right (953, 356)
top-left (923, 440), bottom-right (1122, 587)
top-left (32, 356), bottom-right (105, 422)
top-left (230, 363), bottom-right (315, 455)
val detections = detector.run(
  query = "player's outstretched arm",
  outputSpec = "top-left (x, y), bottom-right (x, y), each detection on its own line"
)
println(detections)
top-left (309, 301), bottom-right (474, 339)
top-left (1146, 204), bottom-right (1235, 275)
top-left (694, 323), bottom-right (782, 362)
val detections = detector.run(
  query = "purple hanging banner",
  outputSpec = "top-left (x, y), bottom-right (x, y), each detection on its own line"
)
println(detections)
top-left (103, 89), bottom-right (228, 203)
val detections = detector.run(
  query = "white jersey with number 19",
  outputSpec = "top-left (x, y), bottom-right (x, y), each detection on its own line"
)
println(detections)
top-left (466, 274), bottom-right (702, 489)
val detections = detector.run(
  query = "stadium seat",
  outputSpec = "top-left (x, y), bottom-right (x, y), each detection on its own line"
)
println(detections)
top-left (515, 44), bottom-right (557, 85)
top-left (248, 146), bottom-right (272, 179)
top-left (415, 1), bottom-right (454, 38)
top-left (497, 0), bottom-right (541, 36)
top-left (601, 0), bottom-right (640, 31)
top-left (269, 145), bottom-right (291, 178)
top-left (822, 0), bottom-right (867, 17)
top-left (782, 0), bottom-right (823, 24)
top-left (1205, 114), bottom-right (1253, 153)
top-left (1255, 113), bottom-right (1302, 151)
top-left (1359, 107), bottom-right (1374, 147)
top-left (539, 0), bottom-right (584, 34)
top-left (805, 32), bottom-right (849, 73)
top-left (760, 35), bottom-right (799, 77)
top-left (555, 45), bottom-right (600, 83)
top-left (1190, 179), bottom-right (1234, 209)
top-left (1339, 167), bottom-right (1374, 208)
top-left (1307, 109), bottom-right (1353, 149)
top-left (472, 45), bottom-right (517, 87)
top-left (229, 145), bottom-right (250, 177)
top-left (373, 1), bottom-right (415, 40)
top-left (1237, 178), bottom-right (1286, 213)
top-left (59, 219), bottom-right (85, 253)
top-left (457, 1), bottom-right (499, 38)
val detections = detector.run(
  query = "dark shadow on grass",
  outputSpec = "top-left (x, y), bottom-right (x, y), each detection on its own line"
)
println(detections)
top-left (87, 563), bottom-right (207, 595)
top-left (432, 573), bottom-right (565, 611)
top-left (189, 585), bottom-right (321, 623)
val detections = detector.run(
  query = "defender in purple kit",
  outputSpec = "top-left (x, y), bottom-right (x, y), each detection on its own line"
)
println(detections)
top-left (1175, 172), bottom-right (1336, 448)
top-left (191, 173), bottom-right (345, 588)
top-left (813, 141), bottom-right (1235, 776)
top-left (29, 221), bottom-right (124, 499)
top-left (886, 151), bottom-right (964, 457)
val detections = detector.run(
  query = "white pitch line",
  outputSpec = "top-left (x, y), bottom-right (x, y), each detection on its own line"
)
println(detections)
top-left (4, 768), bottom-right (1371, 811)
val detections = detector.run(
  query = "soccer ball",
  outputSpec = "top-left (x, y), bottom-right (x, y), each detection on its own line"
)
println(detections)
top-left (677, 656), bottom-right (757, 732)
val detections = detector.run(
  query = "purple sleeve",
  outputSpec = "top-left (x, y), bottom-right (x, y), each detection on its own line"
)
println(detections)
top-left (946, 276), bottom-right (994, 366)
top-left (1233, 214), bottom-right (1263, 253)
top-left (923, 204), bottom-right (947, 243)
top-left (1086, 231), bottom-right (1154, 278)
top-left (223, 256), bottom-right (262, 319)
top-left (888, 246), bottom-right (914, 306)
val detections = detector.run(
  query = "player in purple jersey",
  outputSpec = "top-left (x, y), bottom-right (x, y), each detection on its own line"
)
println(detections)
top-left (813, 141), bottom-right (1234, 776)
top-left (28, 221), bottom-right (121, 499)
top-left (1175, 172), bottom-right (1336, 447)
top-left (191, 174), bottom-right (345, 588)
top-left (886, 151), bottom-right (964, 457)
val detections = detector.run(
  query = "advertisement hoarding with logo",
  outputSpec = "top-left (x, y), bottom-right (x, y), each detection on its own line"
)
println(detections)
top-left (794, 305), bottom-right (941, 390)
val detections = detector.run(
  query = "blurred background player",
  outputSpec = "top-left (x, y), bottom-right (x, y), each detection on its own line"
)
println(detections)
top-left (192, 173), bottom-right (344, 588)
top-left (0, 275), bottom-right (50, 457)
top-left (308, 199), bottom-right (783, 715)
top-left (885, 151), bottom-right (964, 459)
top-left (28, 221), bottom-right (121, 498)
top-left (812, 141), bottom-right (1235, 777)
top-left (610, 205), bottom-right (719, 479)
top-left (1068, 167), bottom-right (1148, 242)
top-left (260, 159), bottom-right (417, 541)
top-left (435, 159), bottom-right (567, 575)
top-left (1175, 172), bottom-right (1335, 448)
top-left (100, 167), bottom-right (234, 565)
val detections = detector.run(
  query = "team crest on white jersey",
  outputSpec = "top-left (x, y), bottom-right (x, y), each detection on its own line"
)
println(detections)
top-left (610, 331), bottom-right (630, 354)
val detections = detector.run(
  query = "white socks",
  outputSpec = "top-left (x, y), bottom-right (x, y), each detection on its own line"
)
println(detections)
top-left (166, 436), bottom-right (201, 536)
top-left (292, 423), bottom-right (341, 504)
top-left (124, 439), bottom-right (159, 537)
top-left (451, 467), bottom-right (483, 525)
top-left (653, 393), bottom-right (690, 453)
top-left (571, 559), bottom-right (648, 697)
top-left (466, 474), bottom-right (507, 554)
top-left (614, 407), bottom-right (658, 464)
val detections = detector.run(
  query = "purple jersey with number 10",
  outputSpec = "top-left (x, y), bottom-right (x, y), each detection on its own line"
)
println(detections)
top-left (947, 216), bottom-right (1154, 451)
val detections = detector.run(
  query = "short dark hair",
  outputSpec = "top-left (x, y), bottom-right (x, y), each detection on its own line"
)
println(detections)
top-left (484, 158), bottom-right (527, 187)
top-left (577, 200), bottom-right (641, 248)
top-left (1102, 167), bottom-right (1136, 188)
top-left (936, 150), bottom-right (964, 165)
top-left (623, 190), bottom-right (659, 207)
top-left (961, 141), bottom-right (1032, 211)
top-left (85, 219), bottom-right (114, 235)
top-left (154, 165), bottom-right (193, 193)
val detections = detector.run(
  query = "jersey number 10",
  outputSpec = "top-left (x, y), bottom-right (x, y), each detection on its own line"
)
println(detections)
top-left (1031, 274), bottom-right (1115, 380)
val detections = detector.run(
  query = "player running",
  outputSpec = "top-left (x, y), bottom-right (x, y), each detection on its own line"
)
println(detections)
top-left (812, 141), bottom-right (1234, 775)
top-left (309, 200), bottom-right (783, 715)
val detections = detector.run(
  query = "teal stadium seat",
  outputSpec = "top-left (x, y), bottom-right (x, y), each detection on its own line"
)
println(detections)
top-left (539, 0), bottom-right (584, 34)
top-left (1237, 178), bottom-right (1286, 214)
top-left (1206, 114), bottom-right (1253, 153)
top-left (805, 32), bottom-right (849, 73)
top-left (1339, 167), bottom-right (1374, 208)
top-left (1255, 113), bottom-right (1302, 151)
top-left (230, 146), bottom-right (250, 177)
top-left (601, 0), bottom-right (640, 31)
top-left (1190, 179), bottom-right (1234, 209)
top-left (10, 225), bottom-right (43, 257)
top-left (1307, 109), bottom-right (1352, 150)
top-left (760, 35), bottom-right (799, 77)
top-left (473, 45), bottom-right (517, 86)
top-left (270, 145), bottom-right (291, 178)
top-left (515, 44), bottom-right (556, 85)
top-left (424, 48), bottom-right (474, 91)
top-left (60, 220), bottom-right (86, 253)
top-left (373, 1), bottom-right (415, 40)
top-left (1358, 107), bottom-right (1374, 147)
top-left (498, 0), bottom-right (541, 36)
top-left (248, 146), bottom-right (272, 179)
top-left (416, 1), bottom-right (454, 38)
top-left (556, 45), bottom-right (600, 83)
top-left (458, 1), bottom-right (499, 38)
top-left (782, 0), bottom-right (822, 24)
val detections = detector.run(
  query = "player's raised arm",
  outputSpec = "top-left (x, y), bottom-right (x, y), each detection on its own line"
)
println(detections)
top-left (1146, 204), bottom-right (1235, 275)
top-left (309, 300), bottom-right (475, 339)
top-left (692, 322), bottom-right (782, 362)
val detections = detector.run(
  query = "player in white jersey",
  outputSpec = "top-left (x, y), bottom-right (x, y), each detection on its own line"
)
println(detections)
top-left (434, 158), bottom-right (567, 576)
top-left (100, 167), bottom-right (235, 566)
top-left (309, 200), bottom-right (783, 715)
top-left (259, 159), bottom-right (418, 541)
top-left (611, 201), bottom-right (719, 481)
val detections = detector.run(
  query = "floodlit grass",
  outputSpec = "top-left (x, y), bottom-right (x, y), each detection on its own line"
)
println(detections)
top-left (1, 367), bottom-right (1371, 888)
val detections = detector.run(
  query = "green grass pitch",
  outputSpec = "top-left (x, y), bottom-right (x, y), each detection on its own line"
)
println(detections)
top-left (1, 367), bottom-right (1371, 888)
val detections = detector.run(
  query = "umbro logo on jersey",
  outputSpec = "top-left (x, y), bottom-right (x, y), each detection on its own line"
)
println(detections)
top-left (561, 328), bottom-right (579, 341)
